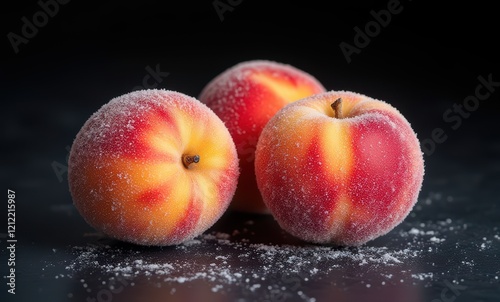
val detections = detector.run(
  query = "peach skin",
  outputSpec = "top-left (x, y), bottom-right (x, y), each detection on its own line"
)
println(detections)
top-left (199, 60), bottom-right (326, 214)
top-left (68, 89), bottom-right (239, 246)
top-left (254, 90), bottom-right (424, 246)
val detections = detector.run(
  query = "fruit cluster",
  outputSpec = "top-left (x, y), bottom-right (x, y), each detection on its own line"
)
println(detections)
top-left (68, 60), bottom-right (424, 246)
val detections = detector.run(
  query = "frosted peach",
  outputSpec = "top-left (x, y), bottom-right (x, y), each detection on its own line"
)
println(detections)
top-left (255, 91), bottom-right (424, 246)
top-left (199, 60), bottom-right (326, 213)
top-left (68, 89), bottom-right (239, 246)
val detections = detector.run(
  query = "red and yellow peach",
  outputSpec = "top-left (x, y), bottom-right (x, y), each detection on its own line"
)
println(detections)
top-left (200, 60), bottom-right (326, 213)
top-left (68, 89), bottom-right (239, 246)
top-left (254, 90), bottom-right (424, 246)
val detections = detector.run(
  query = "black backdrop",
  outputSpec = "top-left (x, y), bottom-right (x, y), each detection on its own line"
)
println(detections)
top-left (3, 1), bottom-right (500, 192)
top-left (3, 0), bottom-right (500, 160)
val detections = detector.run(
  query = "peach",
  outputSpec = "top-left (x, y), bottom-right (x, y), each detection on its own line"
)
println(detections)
top-left (254, 91), bottom-right (424, 246)
top-left (68, 89), bottom-right (239, 246)
top-left (199, 60), bottom-right (326, 214)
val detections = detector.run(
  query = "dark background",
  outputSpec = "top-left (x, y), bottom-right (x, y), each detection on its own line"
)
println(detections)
top-left (2, 0), bottom-right (500, 169)
top-left (1, 1), bottom-right (499, 302)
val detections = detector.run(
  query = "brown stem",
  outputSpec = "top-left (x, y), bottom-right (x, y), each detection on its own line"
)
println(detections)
top-left (331, 98), bottom-right (343, 119)
top-left (182, 154), bottom-right (200, 168)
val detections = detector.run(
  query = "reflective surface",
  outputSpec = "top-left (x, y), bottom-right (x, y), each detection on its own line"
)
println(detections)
top-left (2, 149), bottom-right (499, 302)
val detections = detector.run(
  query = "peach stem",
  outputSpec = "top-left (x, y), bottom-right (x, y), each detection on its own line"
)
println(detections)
top-left (331, 98), bottom-right (343, 119)
top-left (182, 154), bottom-right (200, 168)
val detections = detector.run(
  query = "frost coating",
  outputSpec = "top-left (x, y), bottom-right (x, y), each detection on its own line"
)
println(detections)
top-left (254, 90), bottom-right (425, 246)
top-left (68, 89), bottom-right (239, 246)
top-left (199, 60), bottom-right (326, 213)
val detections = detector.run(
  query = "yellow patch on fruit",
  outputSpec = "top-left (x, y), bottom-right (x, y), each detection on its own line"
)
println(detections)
top-left (147, 129), bottom-right (180, 157)
top-left (320, 122), bottom-right (353, 181)
top-left (144, 111), bottom-right (184, 151)
top-left (251, 73), bottom-right (316, 103)
top-left (176, 113), bottom-right (236, 229)
top-left (172, 108), bottom-right (194, 150)
top-left (162, 171), bottom-right (193, 218)
top-left (190, 172), bottom-right (220, 224)
top-left (114, 160), bottom-right (178, 189)
top-left (77, 155), bottom-right (190, 240)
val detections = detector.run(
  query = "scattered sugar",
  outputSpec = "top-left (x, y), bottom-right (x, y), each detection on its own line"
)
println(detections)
top-left (408, 228), bottom-right (420, 235)
top-left (56, 226), bottom-right (429, 301)
top-left (411, 273), bottom-right (434, 281)
top-left (49, 196), bottom-right (495, 300)
top-left (249, 283), bottom-right (261, 292)
top-left (429, 237), bottom-right (445, 243)
top-left (211, 284), bottom-right (223, 292)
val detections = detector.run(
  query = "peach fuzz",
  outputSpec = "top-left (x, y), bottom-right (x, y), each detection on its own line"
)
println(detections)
top-left (254, 91), bottom-right (424, 246)
top-left (68, 89), bottom-right (239, 246)
top-left (199, 60), bottom-right (326, 214)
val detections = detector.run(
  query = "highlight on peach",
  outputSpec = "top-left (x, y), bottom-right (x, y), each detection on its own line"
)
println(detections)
top-left (254, 90), bottom-right (425, 246)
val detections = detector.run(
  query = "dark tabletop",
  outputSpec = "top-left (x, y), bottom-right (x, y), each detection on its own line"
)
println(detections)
top-left (1, 1), bottom-right (499, 302)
